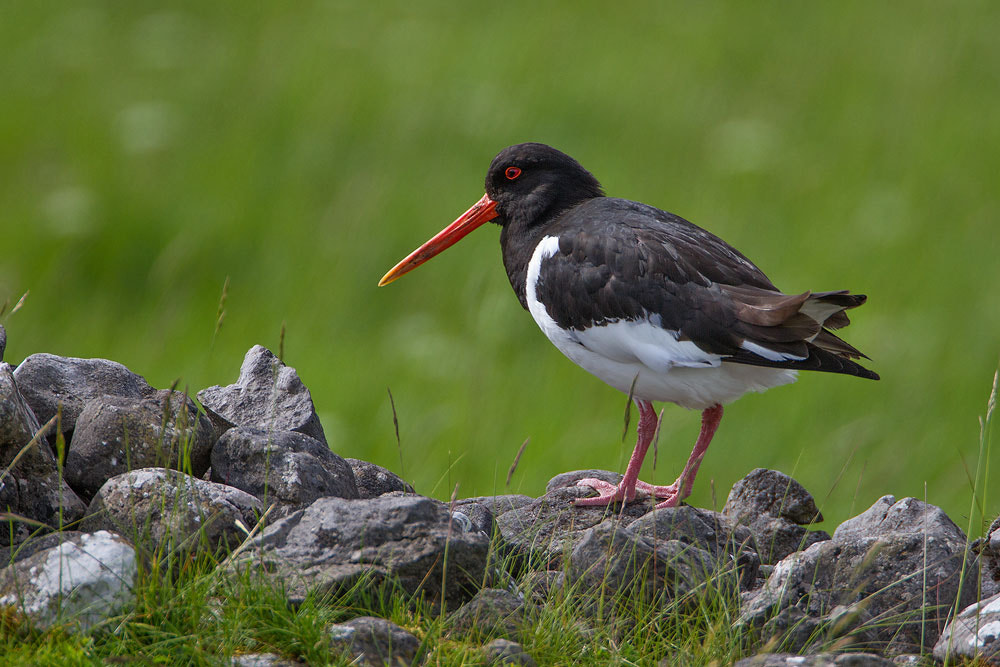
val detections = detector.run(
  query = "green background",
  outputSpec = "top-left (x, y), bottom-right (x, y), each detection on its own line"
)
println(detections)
top-left (3, 2), bottom-right (998, 531)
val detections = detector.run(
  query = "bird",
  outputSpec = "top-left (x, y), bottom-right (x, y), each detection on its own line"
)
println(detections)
top-left (379, 143), bottom-right (878, 509)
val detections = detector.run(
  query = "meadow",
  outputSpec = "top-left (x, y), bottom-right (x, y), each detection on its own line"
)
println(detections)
top-left (3, 1), bottom-right (998, 535)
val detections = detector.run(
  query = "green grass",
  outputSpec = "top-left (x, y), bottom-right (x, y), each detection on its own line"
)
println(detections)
top-left (2, 1), bottom-right (999, 540)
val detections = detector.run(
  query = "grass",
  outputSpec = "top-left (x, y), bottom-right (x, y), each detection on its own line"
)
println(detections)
top-left (1, 3), bottom-right (998, 529)
top-left (0, 3), bottom-right (998, 662)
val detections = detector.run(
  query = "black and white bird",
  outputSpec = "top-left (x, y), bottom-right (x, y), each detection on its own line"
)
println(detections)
top-left (379, 143), bottom-right (878, 509)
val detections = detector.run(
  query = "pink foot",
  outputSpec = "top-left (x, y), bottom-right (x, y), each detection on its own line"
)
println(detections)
top-left (573, 477), bottom-right (683, 508)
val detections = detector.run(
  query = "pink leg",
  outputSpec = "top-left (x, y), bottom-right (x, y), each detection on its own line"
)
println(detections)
top-left (574, 403), bottom-right (724, 509)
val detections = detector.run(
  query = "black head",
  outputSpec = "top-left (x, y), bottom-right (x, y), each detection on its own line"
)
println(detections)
top-left (485, 143), bottom-right (604, 228)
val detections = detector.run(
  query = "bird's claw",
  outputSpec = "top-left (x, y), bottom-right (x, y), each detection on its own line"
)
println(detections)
top-left (572, 477), bottom-right (684, 508)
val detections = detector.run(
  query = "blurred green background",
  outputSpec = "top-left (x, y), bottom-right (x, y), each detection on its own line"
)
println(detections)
top-left (2, 2), bottom-right (998, 531)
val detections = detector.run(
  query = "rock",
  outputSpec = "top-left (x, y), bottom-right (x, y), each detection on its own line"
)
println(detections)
top-left (453, 502), bottom-right (496, 538)
top-left (458, 494), bottom-right (535, 518)
top-left (0, 363), bottom-right (87, 546)
top-left (567, 521), bottom-right (720, 602)
top-left (739, 495), bottom-right (978, 655)
top-left (1, 531), bottom-right (88, 565)
top-left (64, 389), bottom-right (215, 500)
top-left (0, 530), bottom-right (136, 631)
top-left (496, 486), bottom-right (651, 564)
top-left (733, 653), bottom-right (894, 666)
top-left (246, 494), bottom-right (490, 606)
top-left (81, 468), bottom-right (263, 557)
top-left (12, 353), bottom-right (156, 447)
top-left (448, 588), bottom-right (531, 640)
top-left (546, 469), bottom-right (623, 493)
top-left (327, 616), bottom-right (420, 667)
top-left (517, 570), bottom-right (564, 603)
top-left (978, 514), bottom-right (1000, 599)
top-left (198, 346), bottom-right (325, 445)
top-left (0, 324), bottom-right (5, 361)
top-left (724, 469), bottom-right (830, 564)
top-left (933, 591), bottom-right (1000, 663)
top-left (230, 654), bottom-right (298, 667)
top-left (211, 427), bottom-right (357, 516)
top-left (346, 458), bottom-right (414, 498)
top-left (724, 468), bottom-right (824, 525)
top-left (483, 638), bottom-right (538, 666)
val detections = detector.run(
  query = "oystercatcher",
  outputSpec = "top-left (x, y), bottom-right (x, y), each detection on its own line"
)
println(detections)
top-left (379, 143), bottom-right (878, 509)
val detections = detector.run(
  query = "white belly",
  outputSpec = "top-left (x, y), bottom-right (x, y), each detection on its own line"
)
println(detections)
top-left (525, 236), bottom-right (797, 410)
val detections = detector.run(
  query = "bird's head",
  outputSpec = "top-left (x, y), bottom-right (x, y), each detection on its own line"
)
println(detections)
top-left (379, 143), bottom-right (602, 286)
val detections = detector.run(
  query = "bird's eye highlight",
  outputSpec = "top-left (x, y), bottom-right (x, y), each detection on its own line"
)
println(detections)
top-left (505, 166), bottom-right (522, 180)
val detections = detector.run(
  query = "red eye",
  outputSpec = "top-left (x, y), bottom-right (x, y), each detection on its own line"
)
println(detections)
top-left (505, 166), bottom-right (522, 180)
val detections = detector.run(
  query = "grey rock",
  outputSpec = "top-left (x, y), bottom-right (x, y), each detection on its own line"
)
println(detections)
top-left (0, 530), bottom-right (136, 631)
top-left (483, 638), bottom-right (538, 666)
top-left (567, 520), bottom-right (721, 602)
top-left (2, 531), bottom-right (88, 565)
top-left (546, 469), bottom-right (622, 493)
top-left (327, 615), bottom-right (420, 667)
top-left (496, 486), bottom-right (651, 565)
top-left (724, 469), bottom-right (830, 564)
top-left (247, 494), bottom-right (489, 605)
top-left (458, 494), bottom-right (535, 518)
top-left (724, 468), bottom-right (824, 524)
top-left (64, 389), bottom-right (215, 500)
top-left (211, 427), bottom-right (357, 516)
top-left (448, 588), bottom-right (531, 640)
top-left (230, 654), bottom-right (298, 667)
top-left (0, 324), bottom-right (5, 361)
top-left (198, 345), bottom-right (325, 445)
top-left (517, 570), bottom-right (564, 603)
top-left (739, 495), bottom-right (978, 655)
top-left (733, 653), bottom-right (893, 666)
top-left (933, 591), bottom-right (1000, 663)
top-left (747, 516), bottom-right (832, 565)
top-left (81, 467), bottom-right (262, 556)
top-left (346, 458), bottom-right (414, 498)
top-left (0, 363), bottom-right (87, 546)
top-left (453, 502), bottom-right (496, 538)
top-left (979, 514), bottom-right (1000, 600)
top-left (12, 353), bottom-right (155, 447)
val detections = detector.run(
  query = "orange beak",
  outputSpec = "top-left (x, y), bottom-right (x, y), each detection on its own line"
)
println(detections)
top-left (378, 193), bottom-right (499, 286)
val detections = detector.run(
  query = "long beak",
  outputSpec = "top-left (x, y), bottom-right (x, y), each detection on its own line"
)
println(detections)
top-left (378, 193), bottom-right (499, 286)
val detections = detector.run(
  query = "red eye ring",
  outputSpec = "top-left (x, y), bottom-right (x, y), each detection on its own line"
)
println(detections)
top-left (505, 166), bottom-right (522, 180)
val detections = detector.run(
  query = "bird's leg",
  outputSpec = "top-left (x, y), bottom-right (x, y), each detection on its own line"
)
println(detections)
top-left (574, 399), bottom-right (659, 506)
top-left (645, 403), bottom-right (724, 509)
top-left (574, 403), bottom-right (724, 509)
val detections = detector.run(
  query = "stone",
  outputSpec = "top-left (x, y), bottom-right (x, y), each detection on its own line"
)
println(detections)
top-left (453, 502), bottom-right (496, 538)
top-left (483, 638), bottom-right (538, 666)
top-left (81, 468), bottom-right (263, 556)
top-left (64, 389), bottom-right (215, 500)
top-left (198, 345), bottom-right (325, 445)
top-left (0, 324), bottom-right (5, 362)
top-left (567, 520), bottom-right (721, 602)
top-left (327, 616), bottom-right (420, 667)
top-left (739, 495), bottom-right (978, 655)
top-left (733, 653), bottom-right (894, 666)
top-left (978, 514), bottom-right (1000, 600)
top-left (724, 468), bottom-right (824, 524)
top-left (457, 494), bottom-right (534, 518)
top-left (246, 494), bottom-right (490, 606)
top-left (448, 588), bottom-right (531, 640)
top-left (12, 353), bottom-right (156, 447)
top-left (229, 654), bottom-right (298, 667)
top-left (723, 469), bottom-right (830, 564)
top-left (211, 427), bottom-right (357, 515)
top-left (1, 531), bottom-right (88, 566)
top-left (546, 469), bottom-right (623, 494)
top-left (0, 530), bottom-right (136, 631)
top-left (346, 458), bottom-right (414, 498)
top-left (496, 486), bottom-right (652, 565)
top-left (933, 591), bottom-right (1000, 663)
top-left (0, 363), bottom-right (87, 546)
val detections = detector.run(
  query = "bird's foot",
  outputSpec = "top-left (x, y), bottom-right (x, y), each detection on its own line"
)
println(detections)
top-left (573, 477), bottom-right (683, 508)
top-left (572, 478), bottom-right (635, 506)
